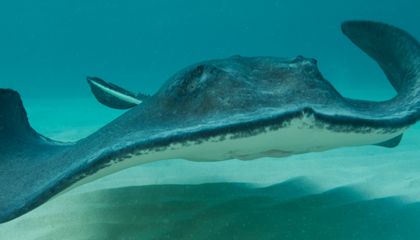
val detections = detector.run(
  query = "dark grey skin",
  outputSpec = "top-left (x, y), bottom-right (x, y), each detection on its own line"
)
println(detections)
top-left (87, 76), bottom-right (150, 109)
top-left (1, 21), bottom-right (420, 223)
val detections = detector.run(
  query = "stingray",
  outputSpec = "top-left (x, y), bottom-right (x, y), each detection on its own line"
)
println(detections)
top-left (1, 21), bottom-right (420, 223)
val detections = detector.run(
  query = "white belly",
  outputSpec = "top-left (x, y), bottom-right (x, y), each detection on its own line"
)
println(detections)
top-left (59, 113), bottom-right (409, 197)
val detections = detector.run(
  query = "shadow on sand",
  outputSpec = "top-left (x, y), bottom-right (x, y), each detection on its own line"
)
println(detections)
top-left (6, 177), bottom-right (420, 240)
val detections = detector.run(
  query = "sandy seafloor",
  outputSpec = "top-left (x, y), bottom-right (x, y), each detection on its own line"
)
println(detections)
top-left (1, 93), bottom-right (420, 240)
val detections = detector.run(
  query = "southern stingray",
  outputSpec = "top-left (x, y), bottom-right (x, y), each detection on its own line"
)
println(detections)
top-left (1, 21), bottom-right (420, 223)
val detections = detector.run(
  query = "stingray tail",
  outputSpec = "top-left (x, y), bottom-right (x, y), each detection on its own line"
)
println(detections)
top-left (342, 21), bottom-right (420, 119)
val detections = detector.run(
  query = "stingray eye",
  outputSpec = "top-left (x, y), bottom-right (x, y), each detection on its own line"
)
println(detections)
top-left (196, 65), bottom-right (204, 74)
top-left (291, 55), bottom-right (303, 63)
top-left (177, 65), bottom-right (204, 96)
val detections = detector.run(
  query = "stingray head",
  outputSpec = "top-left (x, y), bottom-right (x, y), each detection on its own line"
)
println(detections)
top-left (148, 55), bottom-right (326, 122)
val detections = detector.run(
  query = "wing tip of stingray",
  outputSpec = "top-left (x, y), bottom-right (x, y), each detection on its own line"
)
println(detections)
top-left (86, 76), bottom-right (140, 110)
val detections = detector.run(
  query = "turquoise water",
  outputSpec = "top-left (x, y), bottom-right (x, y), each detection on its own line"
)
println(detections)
top-left (2, 1), bottom-right (420, 239)
top-left (1, 0), bottom-right (419, 99)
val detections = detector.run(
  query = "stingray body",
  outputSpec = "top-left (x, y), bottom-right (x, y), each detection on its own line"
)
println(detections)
top-left (1, 21), bottom-right (420, 223)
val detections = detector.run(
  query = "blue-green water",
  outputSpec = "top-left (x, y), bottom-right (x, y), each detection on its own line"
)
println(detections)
top-left (2, 1), bottom-right (420, 239)
top-left (1, 0), bottom-right (419, 100)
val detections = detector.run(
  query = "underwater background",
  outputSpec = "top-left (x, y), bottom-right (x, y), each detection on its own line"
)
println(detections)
top-left (1, 0), bottom-right (419, 100)
top-left (2, 0), bottom-right (420, 239)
